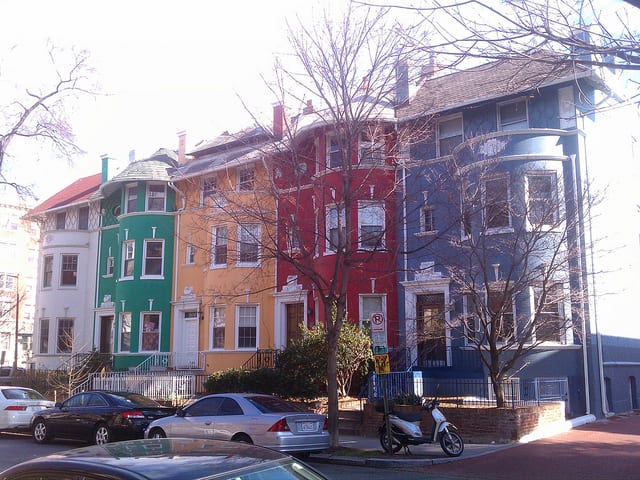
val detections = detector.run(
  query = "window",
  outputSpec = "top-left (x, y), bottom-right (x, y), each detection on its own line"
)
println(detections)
top-left (120, 312), bottom-right (131, 352)
top-left (358, 202), bottom-right (385, 250)
top-left (238, 224), bottom-right (260, 264)
top-left (287, 224), bottom-right (300, 252)
top-left (484, 176), bottom-right (511, 229)
top-left (437, 115), bottom-right (463, 156)
top-left (359, 132), bottom-right (384, 165)
top-left (499, 100), bottom-right (528, 130)
top-left (56, 212), bottom-right (66, 230)
top-left (0, 273), bottom-right (16, 291)
top-left (236, 305), bottom-right (257, 349)
top-left (122, 241), bottom-right (135, 278)
top-left (60, 255), bottom-right (78, 286)
top-left (186, 244), bottom-right (195, 265)
top-left (78, 207), bottom-right (89, 230)
top-left (462, 294), bottom-right (479, 344)
top-left (527, 173), bottom-right (558, 227)
top-left (42, 256), bottom-right (53, 288)
top-left (211, 306), bottom-right (225, 350)
top-left (57, 318), bottom-right (74, 353)
top-left (141, 313), bottom-right (160, 351)
top-left (238, 166), bottom-right (255, 191)
top-left (202, 176), bottom-right (217, 206)
top-left (212, 226), bottom-right (228, 266)
top-left (39, 319), bottom-right (49, 354)
top-left (147, 184), bottom-right (166, 211)
top-left (327, 135), bottom-right (344, 168)
top-left (106, 256), bottom-right (114, 276)
top-left (143, 240), bottom-right (164, 276)
top-left (421, 206), bottom-right (436, 233)
top-left (360, 295), bottom-right (384, 328)
top-left (326, 206), bottom-right (346, 252)
top-left (488, 290), bottom-right (514, 342)
top-left (534, 284), bottom-right (565, 343)
top-left (126, 185), bottom-right (137, 213)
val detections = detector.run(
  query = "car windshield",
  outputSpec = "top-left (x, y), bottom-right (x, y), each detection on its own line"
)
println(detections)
top-left (1, 388), bottom-right (46, 400)
top-left (246, 396), bottom-right (303, 413)
top-left (109, 392), bottom-right (162, 407)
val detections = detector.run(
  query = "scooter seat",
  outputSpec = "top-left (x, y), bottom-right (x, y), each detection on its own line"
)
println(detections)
top-left (393, 410), bottom-right (422, 422)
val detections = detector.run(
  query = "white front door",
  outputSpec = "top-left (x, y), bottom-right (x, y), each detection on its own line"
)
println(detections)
top-left (176, 311), bottom-right (199, 368)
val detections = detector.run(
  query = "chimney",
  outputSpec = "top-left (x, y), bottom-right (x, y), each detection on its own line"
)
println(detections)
top-left (273, 103), bottom-right (284, 138)
top-left (302, 100), bottom-right (314, 115)
top-left (128, 149), bottom-right (136, 163)
top-left (396, 61), bottom-right (409, 106)
top-left (177, 131), bottom-right (187, 164)
top-left (101, 155), bottom-right (109, 184)
top-left (421, 54), bottom-right (438, 80)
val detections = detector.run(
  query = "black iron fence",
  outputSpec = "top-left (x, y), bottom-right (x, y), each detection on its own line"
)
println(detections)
top-left (366, 372), bottom-right (568, 408)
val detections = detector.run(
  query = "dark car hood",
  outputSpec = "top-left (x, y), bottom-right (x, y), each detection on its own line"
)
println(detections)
top-left (2, 438), bottom-right (294, 480)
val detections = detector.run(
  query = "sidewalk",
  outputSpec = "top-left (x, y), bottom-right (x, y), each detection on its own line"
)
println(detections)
top-left (309, 414), bottom-right (597, 468)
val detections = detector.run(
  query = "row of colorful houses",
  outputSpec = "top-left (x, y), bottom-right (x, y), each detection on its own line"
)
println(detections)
top-left (21, 53), bottom-right (640, 417)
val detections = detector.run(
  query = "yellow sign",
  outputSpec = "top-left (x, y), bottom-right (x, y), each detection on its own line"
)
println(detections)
top-left (374, 354), bottom-right (390, 374)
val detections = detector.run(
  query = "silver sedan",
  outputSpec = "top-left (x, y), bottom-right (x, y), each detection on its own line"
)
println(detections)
top-left (0, 386), bottom-right (54, 432)
top-left (145, 393), bottom-right (329, 455)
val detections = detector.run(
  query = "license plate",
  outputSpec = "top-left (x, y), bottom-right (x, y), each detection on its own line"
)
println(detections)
top-left (298, 421), bottom-right (316, 432)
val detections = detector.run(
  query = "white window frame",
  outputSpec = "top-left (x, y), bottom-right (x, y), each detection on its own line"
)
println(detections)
top-left (78, 206), bottom-right (89, 230)
top-left (235, 304), bottom-right (258, 350)
top-left (212, 225), bottom-right (228, 267)
top-left (326, 205), bottom-right (346, 253)
top-left (498, 98), bottom-right (529, 131)
top-left (437, 114), bottom-right (463, 157)
top-left (202, 176), bottom-right (217, 206)
top-left (146, 183), bottom-right (166, 212)
top-left (142, 239), bottom-right (164, 278)
top-left (487, 288), bottom-right (516, 343)
top-left (359, 131), bottom-right (384, 166)
top-left (60, 254), bottom-right (78, 287)
top-left (237, 224), bottom-right (260, 266)
top-left (210, 305), bottom-right (226, 350)
top-left (483, 175), bottom-right (512, 232)
top-left (42, 255), bottom-right (53, 288)
top-left (186, 244), bottom-right (195, 265)
top-left (525, 171), bottom-right (559, 229)
top-left (56, 317), bottom-right (74, 353)
top-left (55, 212), bottom-right (66, 230)
top-left (125, 184), bottom-right (137, 213)
top-left (119, 312), bottom-right (131, 352)
top-left (358, 201), bottom-right (385, 250)
top-left (420, 205), bottom-right (436, 235)
top-left (121, 240), bottom-right (135, 280)
top-left (39, 318), bottom-right (49, 354)
top-left (327, 134), bottom-right (345, 169)
top-left (106, 256), bottom-right (115, 277)
top-left (140, 312), bottom-right (161, 352)
top-left (532, 283), bottom-right (568, 344)
top-left (237, 165), bottom-right (255, 192)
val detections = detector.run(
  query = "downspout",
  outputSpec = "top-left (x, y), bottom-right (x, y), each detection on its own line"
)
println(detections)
top-left (92, 198), bottom-right (103, 351)
top-left (168, 181), bottom-right (186, 305)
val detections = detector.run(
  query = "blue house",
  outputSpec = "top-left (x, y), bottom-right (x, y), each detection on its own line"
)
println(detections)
top-left (395, 52), bottom-right (640, 417)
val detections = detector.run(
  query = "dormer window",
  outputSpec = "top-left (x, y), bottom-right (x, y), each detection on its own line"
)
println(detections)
top-left (327, 135), bottom-right (345, 168)
top-left (498, 99), bottom-right (528, 131)
top-left (238, 166), bottom-right (255, 191)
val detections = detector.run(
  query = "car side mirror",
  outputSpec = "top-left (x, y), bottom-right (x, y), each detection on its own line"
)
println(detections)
top-left (55, 402), bottom-right (62, 408)
top-left (176, 408), bottom-right (186, 418)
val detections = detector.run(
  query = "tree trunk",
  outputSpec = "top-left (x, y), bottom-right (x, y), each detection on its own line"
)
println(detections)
top-left (326, 325), bottom-right (340, 449)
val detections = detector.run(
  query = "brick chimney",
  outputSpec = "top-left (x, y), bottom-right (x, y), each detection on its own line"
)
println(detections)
top-left (302, 100), bottom-right (314, 115)
top-left (273, 103), bottom-right (284, 138)
top-left (178, 131), bottom-right (186, 164)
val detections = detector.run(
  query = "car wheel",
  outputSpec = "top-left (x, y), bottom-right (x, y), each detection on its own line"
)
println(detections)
top-left (94, 424), bottom-right (111, 445)
top-left (231, 433), bottom-right (253, 444)
top-left (32, 418), bottom-right (51, 444)
top-left (148, 428), bottom-right (166, 439)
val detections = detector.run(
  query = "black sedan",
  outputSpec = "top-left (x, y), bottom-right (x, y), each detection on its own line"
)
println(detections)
top-left (30, 391), bottom-right (175, 445)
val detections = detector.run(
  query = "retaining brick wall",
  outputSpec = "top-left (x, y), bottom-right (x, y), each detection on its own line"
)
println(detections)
top-left (359, 401), bottom-right (565, 443)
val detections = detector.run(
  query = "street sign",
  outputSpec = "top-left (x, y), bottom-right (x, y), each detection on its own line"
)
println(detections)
top-left (370, 312), bottom-right (385, 332)
top-left (374, 354), bottom-right (390, 374)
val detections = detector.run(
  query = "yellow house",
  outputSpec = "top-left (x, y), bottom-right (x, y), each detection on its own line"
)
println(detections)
top-left (170, 128), bottom-right (277, 374)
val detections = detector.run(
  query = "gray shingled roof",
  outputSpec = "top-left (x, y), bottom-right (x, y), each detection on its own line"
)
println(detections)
top-left (398, 53), bottom-right (595, 119)
top-left (92, 149), bottom-right (178, 199)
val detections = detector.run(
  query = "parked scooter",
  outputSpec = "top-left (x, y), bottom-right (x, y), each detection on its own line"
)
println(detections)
top-left (377, 396), bottom-right (464, 456)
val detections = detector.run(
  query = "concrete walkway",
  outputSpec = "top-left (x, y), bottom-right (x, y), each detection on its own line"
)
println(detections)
top-left (310, 413), bottom-right (598, 468)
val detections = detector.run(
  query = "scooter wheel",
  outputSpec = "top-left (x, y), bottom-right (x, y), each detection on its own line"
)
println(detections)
top-left (440, 429), bottom-right (464, 457)
top-left (379, 425), bottom-right (403, 453)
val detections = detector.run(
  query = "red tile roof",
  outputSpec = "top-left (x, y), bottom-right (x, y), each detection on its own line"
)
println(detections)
top-left (28, 173), bottom-right (102, 215)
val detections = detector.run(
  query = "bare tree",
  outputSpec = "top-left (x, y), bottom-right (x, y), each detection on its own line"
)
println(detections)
top-left (407, 138), bottom-right (597, 407)
top-left (368, 0), bottom-right (639, 72)
top-left (0, 42), bottom-right (96, 196)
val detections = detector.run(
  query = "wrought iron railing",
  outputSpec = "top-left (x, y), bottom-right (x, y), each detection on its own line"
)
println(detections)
top-left (241, 349), bottom-right (280, 370)
top-left (132, 352), bottom-right (205, 372)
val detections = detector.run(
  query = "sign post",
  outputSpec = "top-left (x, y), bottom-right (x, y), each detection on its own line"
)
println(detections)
top-left (370, 312), bottom-right (394, 454)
